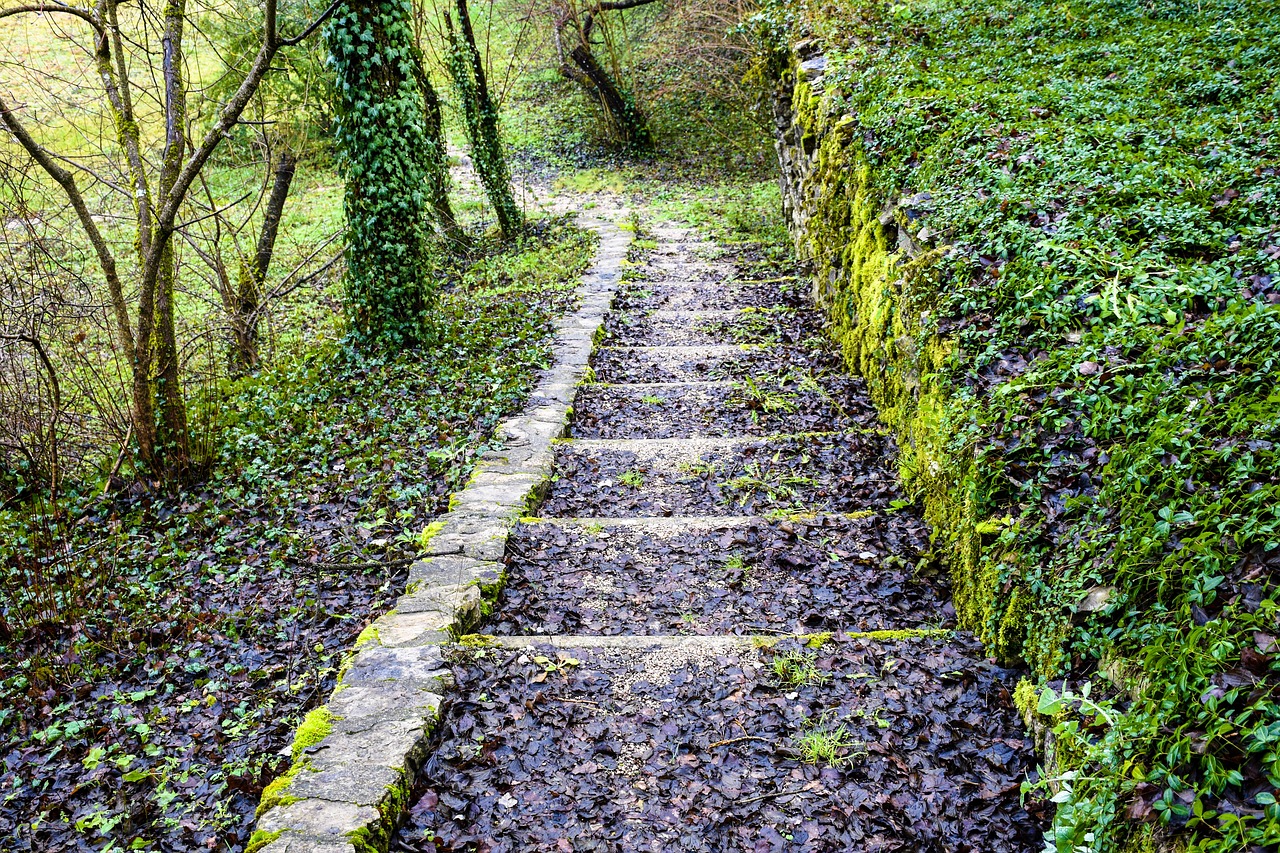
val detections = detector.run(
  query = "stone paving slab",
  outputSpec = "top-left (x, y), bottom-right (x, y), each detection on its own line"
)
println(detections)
top-left (389, 634), bottom-right (1042, 851)
top-left (603, 305), bottom-right (813, 348)
top-left (591, 342), bottom-right (798, 383)
top-left (249, 205), bottom-right (633, 853)
top-left (541, 431), bottom-right (902, 518)
top-left (488, 511), bottom-right (950, 636)
top-left (569, 380), bottom-right (851, 439)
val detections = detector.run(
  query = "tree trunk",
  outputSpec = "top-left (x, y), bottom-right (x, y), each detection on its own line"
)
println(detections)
top-left (445, 0), bottom-right (522, 239)
top-left (412, 52), bottom-right (465, 245)
top-left (152, 242), bottom-right (190, 476)
top-left (567, 42), bottom-right (650, 148)
top-left (230, 147), bottom-right (296, 374)
top-left (328, 0), bottom-right (436, 347)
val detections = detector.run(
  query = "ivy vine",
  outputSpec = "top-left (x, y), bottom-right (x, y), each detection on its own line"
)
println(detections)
top-left (327, 0), bottom-right (436, 348)
top-left (443, 0), bottom-right (522, 239)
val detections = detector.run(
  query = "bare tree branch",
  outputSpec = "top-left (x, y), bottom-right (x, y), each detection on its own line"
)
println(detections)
top-left (0, 3), bottom-right (103, 34)
top-left (0, 94), bottom-right (136, 356)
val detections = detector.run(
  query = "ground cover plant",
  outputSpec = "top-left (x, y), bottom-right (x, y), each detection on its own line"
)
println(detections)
top-left (749, 0), bottom-right (1280, 849)
top-left (0, 221), bottom-right (594, 851)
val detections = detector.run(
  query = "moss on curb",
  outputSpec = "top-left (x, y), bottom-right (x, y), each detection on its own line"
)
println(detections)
top-left (417, 520), bottom-right (446, 550)
top-left (244, 829), bottom-right (283, 853)
top-left (291, 706), bottom-right (335, 763)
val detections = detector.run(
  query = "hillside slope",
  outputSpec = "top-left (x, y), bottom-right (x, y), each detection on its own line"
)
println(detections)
top-left (755, 0), bottom-right (1280, 849)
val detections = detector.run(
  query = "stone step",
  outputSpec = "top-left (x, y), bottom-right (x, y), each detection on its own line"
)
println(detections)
top-left (591, 343), bottom-right (797, 383)
top-left (469, 629), bottom-right (954, 649)
top-left (390, 632), bottom-right (1044, 851)
top-left (568, 380), bottom-right (859, 440)
top-left (521, 512), bottom-right (886, 528)
top-left (487, 511), bottom-right (951, 636)
top-left (539, 432), bottom-right (902, 519)
top-left (614, 277), bottom-right (810, 313)
top-left (601, 305), bottom-right (818, 348)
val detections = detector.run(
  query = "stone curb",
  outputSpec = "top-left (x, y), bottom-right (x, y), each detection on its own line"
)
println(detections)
top-left (249, 207), bottom-right (633, 853)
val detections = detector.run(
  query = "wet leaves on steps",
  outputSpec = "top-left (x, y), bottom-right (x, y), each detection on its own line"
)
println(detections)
top-left (392, 635), bottom-right (1047, 852)
top-left (488, 514), bottom-right (953, 635)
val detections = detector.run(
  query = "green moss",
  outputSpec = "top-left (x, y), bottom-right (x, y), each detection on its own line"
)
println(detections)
top-left (804, 631), bottom-right (834, 649)
top-left (418, 520), bottom-right (446, 550)
top-left (244, 829), bottom-right (283, 853)
top-left (345, 772), bottom-right (413, 853)
top-left (1012, 678), bottom-right (1039, 722)
top-left (455, 632), bottom-right (499, 647)
top-left (255, 764), bottom-right (302, 818)
top-left (291, 706), bottom-right (335, 763)
top-left (845, 628), bottom-right (953, 642)
top-left (254, 706), bottom-right (339, 817)
top-left (354, 621), bottom-right (381, 648)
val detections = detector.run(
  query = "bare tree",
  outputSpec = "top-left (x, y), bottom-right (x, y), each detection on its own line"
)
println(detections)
top-left (553, 0), bottom-right (658, 148)
top-left (0, 0), bottom-right (339, 481)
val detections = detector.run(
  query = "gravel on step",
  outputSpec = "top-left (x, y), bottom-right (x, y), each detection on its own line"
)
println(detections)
top-left (601, 306), bottom-right (817, 348)
top-left (540, 433), bottom-right (903, 518)
top-left (569, 381), bottom-right (868, 439)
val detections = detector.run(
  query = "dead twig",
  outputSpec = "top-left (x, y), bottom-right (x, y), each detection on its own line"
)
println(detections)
top-left (297, 555), bottom-right (418, 572)
top-left (738, 786), bottom-right (809, 805)
top-left (708, 735), bottom-right (767, 749)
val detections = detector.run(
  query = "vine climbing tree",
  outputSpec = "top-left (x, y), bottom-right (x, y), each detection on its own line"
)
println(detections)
top-left (328, 0), bottom-right (448, 346)
top-left (443, 0), bottom-right (523, 240)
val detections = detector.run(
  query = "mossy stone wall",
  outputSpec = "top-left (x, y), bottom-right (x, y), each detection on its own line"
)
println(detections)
top-left (771, 48), bottom-right (1031, 663)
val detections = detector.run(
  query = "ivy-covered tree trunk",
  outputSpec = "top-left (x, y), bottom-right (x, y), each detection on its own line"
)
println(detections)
top-left (444, 0), bottom-right (522, 239)
top-left (328, 0), bottom-right (437, 347)
top-left (412, 49), bottom-right (465, 245)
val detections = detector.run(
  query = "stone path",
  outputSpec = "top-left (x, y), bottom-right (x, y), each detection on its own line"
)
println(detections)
top-left (389, 225), bottom-right (1045, 850)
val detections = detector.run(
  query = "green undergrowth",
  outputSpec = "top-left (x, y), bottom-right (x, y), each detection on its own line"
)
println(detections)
top-left (751, 0), bottom-right (1280, 850)
top-left (0, 219), bottom-right (595, 849)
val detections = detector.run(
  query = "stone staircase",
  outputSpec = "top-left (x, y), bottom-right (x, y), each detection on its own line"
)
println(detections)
top-left (389, 225), bottom-right (1044, 851)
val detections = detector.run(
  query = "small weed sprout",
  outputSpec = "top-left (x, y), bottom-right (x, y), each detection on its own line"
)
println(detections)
top-left (618, 469), bottom-right (644, 488)
top-left (796, 714), bottom-right (866, 766)
top-left (723, 462), bottom-right (816, 507)
top-left (733, 376), bottom-right (797, 417)
top-left (678, 459), bottom-right (721, 479)
top-left (772, 649), bottom-right (827, 687)
top-left (640, 395), bottom-right (666, 405)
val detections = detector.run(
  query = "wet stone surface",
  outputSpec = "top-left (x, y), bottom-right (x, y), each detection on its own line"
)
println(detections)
top-left (601, 306), bottom-right (818, 348)
top-left (540, 433), bottom-right (904, 518)
top-left (391, 636), bottom-right (1045, 852)
top-left (569, 380), bottom-right (870, 439)
top-left (488, 515), bottom-right (953, 635)
top-left (591, 344), bottom-right (790, 384)
top-left (614, 276), bottom-right (811, 313)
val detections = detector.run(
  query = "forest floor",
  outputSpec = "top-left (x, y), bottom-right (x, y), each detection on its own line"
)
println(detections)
top-left (0, 184), bottom-right (596, 851)
top-left (389, 216), bottom-right (1050, 851)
